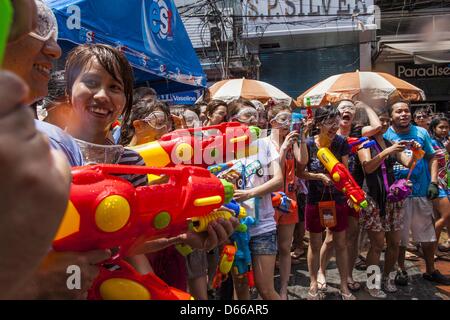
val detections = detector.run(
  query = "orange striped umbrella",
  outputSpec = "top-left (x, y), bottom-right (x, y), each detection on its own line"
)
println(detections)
top-left (207, 78), bottom-right (293, 105)
top-left (296, 71), bottom-right (425, 107)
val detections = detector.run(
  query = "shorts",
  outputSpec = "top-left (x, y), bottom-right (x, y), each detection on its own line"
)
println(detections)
top-left (275, 208), bottom-right (299, 225)
top-left (361, 201), bottom-right (404, 233)
top-left (400, 197), bottom-right (436, 246)
top-left (348, 207), bottom-right (359, 219)
top-left (305, 203), bottom-right (349, 233)
top-left (185, 249), bottom-right (208, 279)
top-left (249, 230), bottom-right (278, 256)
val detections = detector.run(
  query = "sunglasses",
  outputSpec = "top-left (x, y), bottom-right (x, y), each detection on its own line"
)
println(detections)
top-left (29, 0), bottom-right (58, 42)
top-left (272, 111), bottom-right (292, 127)
top-left (232, 107), bottom-right (259, 124)
top-left (183, 110), bottom-right (201, 127)
top-left (143, 111), bottom-right (168, 130)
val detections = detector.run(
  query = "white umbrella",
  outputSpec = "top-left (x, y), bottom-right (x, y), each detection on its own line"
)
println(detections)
top-left (205, 78), bottom-right (293, 106)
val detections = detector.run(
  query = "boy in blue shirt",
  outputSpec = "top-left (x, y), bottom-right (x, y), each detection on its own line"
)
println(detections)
top-left (384, 101), bottom-right (450, 285)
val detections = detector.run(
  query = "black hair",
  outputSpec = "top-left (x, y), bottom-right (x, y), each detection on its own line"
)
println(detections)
top-left (313, 105), bottom-right (340, 127)
top-left (387, 100), bottom-right (410, 117)
top-left (429, 114), bottom-right (449, 139)
top-left (65, 44), bottom-right (134, 125)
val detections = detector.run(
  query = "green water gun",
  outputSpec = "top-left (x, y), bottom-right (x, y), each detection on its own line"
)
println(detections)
top-left (0, 0), bottom-right (13, 66)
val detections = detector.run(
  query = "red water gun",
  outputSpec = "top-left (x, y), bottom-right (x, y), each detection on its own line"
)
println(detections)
top-left (211, 245), bottom-right (237, 289)
top-left (129, 122), bottom-right (260, 168)
top-left (87, 260), bottom-right (193, 300)
top-left (317, 147), bottom-right (368, 210)
top-left (52, 164), bottom-right (234, 253)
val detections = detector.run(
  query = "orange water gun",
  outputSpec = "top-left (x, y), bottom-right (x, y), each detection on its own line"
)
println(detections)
top-left (129, 122), bottom-right (260, 168)
top-left (211, 245), bottom-right (237, 289)
top-left (87, 260), bottom-right (193, 300)
top-left (317, 147), bottom-right (368, 210)
top-left (52, 164), bottom-right (234, 254)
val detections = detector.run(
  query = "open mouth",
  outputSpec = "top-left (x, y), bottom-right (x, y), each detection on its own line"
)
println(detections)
top-left (88, 106), bottom-right (112, 117)
top-left (33, 63), bottom-right (51, 79)
top-left (342, 114), bottom-right (352, 121)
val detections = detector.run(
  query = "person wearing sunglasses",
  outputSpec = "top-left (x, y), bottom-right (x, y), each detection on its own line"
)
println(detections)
top-left (317, 99), bottom-right (382, 294)
top-left (228, 99), bottom-right (259, 127)
top-left (1, 0), bottom-right (110, 299)
top-left (222, 98), bottom-right (284, 300)
top-left (120, 99), bottom-right (172, 146)
top-left (413, 107), bottom-right (432, 131)
top-left (266, 103), bottom-right (308, 300)
top-left (297, 106), bottom-right (356, 300)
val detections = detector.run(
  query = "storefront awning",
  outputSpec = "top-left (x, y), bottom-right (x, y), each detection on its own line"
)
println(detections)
top-left (384, 40), bottom-right (450, 64)
top-left (46, 0), bottom-right (207, 94)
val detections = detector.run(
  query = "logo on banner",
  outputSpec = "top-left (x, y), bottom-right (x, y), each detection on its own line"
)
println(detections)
top-left (148, 0), bottom-right (173, 40)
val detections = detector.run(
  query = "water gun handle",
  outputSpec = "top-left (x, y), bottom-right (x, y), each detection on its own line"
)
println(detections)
top-left (191, 210), bottom-right (233, 233)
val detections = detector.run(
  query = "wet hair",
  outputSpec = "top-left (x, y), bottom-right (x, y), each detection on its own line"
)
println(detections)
top-left (313, 105), bottom-right (340, 127)
top-left (119, 99), bottom-right (171, 146)
top-left (65, 44), bottom-right (134, 125)
top-left (227, 98), bottom-right (256, 118)
top-left (206, 100), bottom-right (227, 118)
top-left (133, 87), bottom-right (157, 104)
top-left (429, 114), bottom-right (449, 139)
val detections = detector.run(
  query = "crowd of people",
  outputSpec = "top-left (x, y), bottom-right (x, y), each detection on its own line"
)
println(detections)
top-left (1, 0), bottom-right (449, 300)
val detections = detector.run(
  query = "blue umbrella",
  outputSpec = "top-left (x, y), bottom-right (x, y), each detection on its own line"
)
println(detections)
top-left (46, 0), bottom-right (206, 94)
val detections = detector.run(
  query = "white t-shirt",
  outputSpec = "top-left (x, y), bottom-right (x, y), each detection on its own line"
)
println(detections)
top-left (229, 137), bottom-right (280, 237)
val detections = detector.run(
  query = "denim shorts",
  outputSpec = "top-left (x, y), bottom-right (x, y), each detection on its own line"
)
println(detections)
top-left (249, 230), bottom-right (278, 256)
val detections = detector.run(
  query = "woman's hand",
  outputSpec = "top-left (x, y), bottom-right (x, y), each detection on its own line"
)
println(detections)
top-left (221, 170), bottom-right (240, 185)
top-left (280, 131), bottom-right (300, 154)
top-left (233, 189), bottom-right (255, 202)
top-left (319, 173), bottom-right (333, 186)
top-left (386, 141), bottom-right (407, 154)
top-left (302, 117), bottom-right (314, 138)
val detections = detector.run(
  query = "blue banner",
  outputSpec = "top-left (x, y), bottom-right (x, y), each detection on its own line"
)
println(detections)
top-left (46, 0), bottom-right (207, 94)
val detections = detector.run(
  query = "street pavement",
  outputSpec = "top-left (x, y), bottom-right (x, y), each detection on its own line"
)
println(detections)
top-left (273, 250), bottom-right (450, 300)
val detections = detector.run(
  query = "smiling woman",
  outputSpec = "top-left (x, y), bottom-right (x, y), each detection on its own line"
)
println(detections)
top-left (64, 43), bottom-right (147, 187)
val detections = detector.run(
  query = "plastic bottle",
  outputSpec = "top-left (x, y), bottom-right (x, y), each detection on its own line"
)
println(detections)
top-left (290, 112), bottom-right (304, 142)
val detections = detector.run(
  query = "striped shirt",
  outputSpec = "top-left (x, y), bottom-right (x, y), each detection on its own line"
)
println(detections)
top-left (116, 148), bottom-right (148, 187)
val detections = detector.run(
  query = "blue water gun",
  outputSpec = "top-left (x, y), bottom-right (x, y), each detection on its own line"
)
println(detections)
top-left (224, 199), bottom-right (246, 218)
top-left (230, 214), bottom-right (255, 287)
top-left (348, 137), bottom-right (376, 154)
